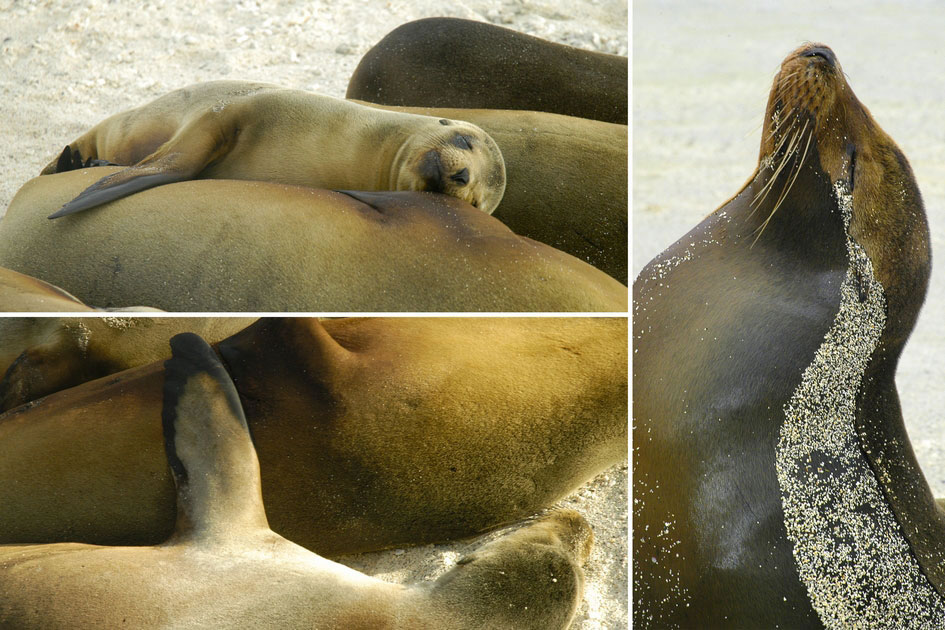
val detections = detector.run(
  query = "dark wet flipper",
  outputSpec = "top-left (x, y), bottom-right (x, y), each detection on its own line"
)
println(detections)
top-left (54, 146), bottom-right (78, 173)
top-left (49, 145), bottom-right (116, 175)
top-left (48, 110), bottom-right (231, 218)
top-left (48, 169), bottom-right (186, 219)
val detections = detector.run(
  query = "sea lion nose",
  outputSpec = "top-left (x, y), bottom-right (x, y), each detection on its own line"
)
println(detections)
top-left (802, 45), bottom-right (837, 67)
top-left (450, 168), bottom-right (469, 186)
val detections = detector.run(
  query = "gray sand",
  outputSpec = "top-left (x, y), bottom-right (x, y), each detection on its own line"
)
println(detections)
top-left (634, 0), bottom-right (945, 499)
top-left (2, 1), bottom-right (628, 628)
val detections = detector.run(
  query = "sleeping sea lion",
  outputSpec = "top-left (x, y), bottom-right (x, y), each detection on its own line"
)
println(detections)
top-left (359, 103), bottom-right (628, 283)
top-left (346, 17), bottom-right (628, 125)
top-left (0, 170), bottom-right (627, 312)
top-left (633, 43), bottom-right (941, 627)
top-left (0, 332), bottom-right (592, 630)
top-left (41, 80), bottom-right (506, 217)
top-left (0, 317), bottom-right (627, 555)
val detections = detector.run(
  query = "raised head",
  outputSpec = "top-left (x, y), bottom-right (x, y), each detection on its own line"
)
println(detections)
top-left (758, 43), bottom-right (928, 344)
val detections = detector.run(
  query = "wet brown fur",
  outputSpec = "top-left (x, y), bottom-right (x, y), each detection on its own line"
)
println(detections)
top-left (633, 43), bottom-right (935, 626)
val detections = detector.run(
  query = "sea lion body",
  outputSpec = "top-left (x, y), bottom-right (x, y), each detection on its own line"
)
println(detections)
top-left (360, 103), bottom-right (627, 283)
top-left (42, 80), bottom-right (506, 216)
top-left (0, 316), bottom-right (255, 412)
top-left (346, 17), bottom-right (628, 125)
top-left (633, 44), bottom-right (940, 627)
top-left (0, 317), bottom-right (628, 555)
top-left (0, 333), bottom-right (591, 630)
top-left (0, 170), bottom-right (626, 311)
top-left (0, 511), bottom-right (590, 629)
top-left (0, 266), bottom-right (94, 312)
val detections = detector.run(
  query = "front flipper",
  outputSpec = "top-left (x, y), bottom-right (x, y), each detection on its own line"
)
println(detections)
top-left (48, 167), bottom-right (186, 218)
top-left (48, 112), bottom-right (232, 219)
top-left (162, 332), bottom-right (269, 545)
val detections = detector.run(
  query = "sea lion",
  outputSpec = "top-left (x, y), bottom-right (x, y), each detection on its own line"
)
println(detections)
top-left (633, 43), bottom-right (940, 627)
top-left (41, 80), bottom-right (506, 217)
top-left (0, 169), bottom-right (627, 312)
top-left (0, 266), bottom-right (95, 312)
top-left (0, 316), bottom-right (255, 412)
top-left (0, 332), bottom-right (592, 630)
top-left (346, 17), bottom-right (628, 125)
top-left (0, 317), bottom-right (627, 555)
top-left (359, 103), bottom-right (627, 283)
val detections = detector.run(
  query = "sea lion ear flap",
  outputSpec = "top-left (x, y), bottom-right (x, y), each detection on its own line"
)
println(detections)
top-left (162, 332), bottom-right (269, 545)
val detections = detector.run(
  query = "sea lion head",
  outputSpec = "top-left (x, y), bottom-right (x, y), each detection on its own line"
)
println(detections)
top-left (758, 43), bottom-right (929, 347)
top-left (397, 119), bottom-right (507, 214)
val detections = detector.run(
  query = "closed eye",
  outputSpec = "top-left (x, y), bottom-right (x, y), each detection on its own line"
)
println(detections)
top-left (450, 134), bottom-right (473, 151)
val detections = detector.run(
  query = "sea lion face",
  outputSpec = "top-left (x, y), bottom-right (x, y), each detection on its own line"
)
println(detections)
top-left (759, 43), bottom-right (929, 335)
top-left (399, 119), bottom-right (507, 214)
top-left (761, 44), bottom-right (857, 191)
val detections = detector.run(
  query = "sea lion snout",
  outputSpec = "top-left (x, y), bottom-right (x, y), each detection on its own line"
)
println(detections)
top-left (800, 44), bottom-right (837, 67)
top-left (450, 167), bottom-right (469, 185)
top-left (418, 148), bottom-right (447, 193)
top-left (418, 149), bottom-right (472, 192)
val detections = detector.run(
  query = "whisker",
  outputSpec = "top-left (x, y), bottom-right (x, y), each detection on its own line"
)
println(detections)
top-left (753, 125), bottom-right (802, 208)
top-left (751, 125), bottom-right (813, 246)
top-left (767, 113), bottom-right (799, 141)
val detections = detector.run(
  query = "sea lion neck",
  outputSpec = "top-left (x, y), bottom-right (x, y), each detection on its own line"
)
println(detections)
top-left (729, 143), bottom-right (847, 267)
top-left (216, 319), bottom-right (348, 418)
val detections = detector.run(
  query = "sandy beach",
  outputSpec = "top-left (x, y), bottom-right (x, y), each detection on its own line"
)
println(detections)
top-left (634, 0), bottom-right (945, 499)
top-left (2, 1), bottom-right (628, 628)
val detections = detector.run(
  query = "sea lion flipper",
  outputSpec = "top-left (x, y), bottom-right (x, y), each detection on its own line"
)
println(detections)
top-left (48, 169), bottom-right (185, 218)
top-left (162, 332), bottom-right (268, 544)
top-left (48, 112), bottom-right (229, 219)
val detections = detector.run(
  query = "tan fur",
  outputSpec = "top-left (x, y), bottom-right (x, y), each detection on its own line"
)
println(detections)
top-left (0, 170), bottom-right (627, 312)
top-left (0, 316), bottom-right (255, 412)
top-left (0, 317), bottom-right (627, 555)
top-left (0, 335), bottom-right (591, 629)
top-left (42, 80), bottom-right (506, 215)
top-left (357, 103), bottom-right (628, 283)
top-left (0, 266), bottom-right (97, 312)
top-left (0, 511), bottom-right (590, 630)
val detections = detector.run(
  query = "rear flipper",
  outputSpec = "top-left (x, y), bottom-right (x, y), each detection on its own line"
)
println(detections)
top-left (429, 509), bottom-right (593, 630)
top-left (48, 112), bottom-right (232, 219)
top-left (47, 145), bottom-right (119, 174)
